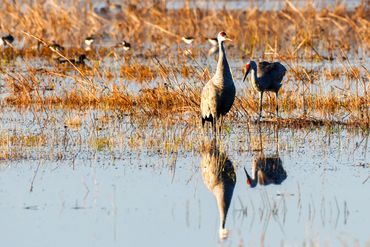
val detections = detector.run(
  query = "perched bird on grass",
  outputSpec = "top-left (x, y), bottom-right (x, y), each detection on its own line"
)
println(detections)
top-left (48, 41), bottom-right (65, 53)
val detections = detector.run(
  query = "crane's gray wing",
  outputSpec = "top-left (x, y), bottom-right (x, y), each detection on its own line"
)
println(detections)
top-left (258, 62), bottom-right (287, 83)
top-left (201, 81), bottom-right (218, 119)
top-left (257, 61), bottom-right (276, 77)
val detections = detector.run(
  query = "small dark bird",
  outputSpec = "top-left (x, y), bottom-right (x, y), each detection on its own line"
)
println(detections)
top-left (207, 37), bottom-right (218, 46)
top-left (116, 41), bottom-right (131, 51)
top-left (49, 41), bottom-right (65, 53)
top-left (84, 36), bottom-right (95, 46)
top-left (0, 34), bottom-right (14, 47)
top-left (243, 61), bottom-right (287, 120)
top-left (58, 54), bottom-right (88, 66)
top-left (182, 36), bottom-right (195, 45)
top-left (84, 36), bottom-right (95, 51)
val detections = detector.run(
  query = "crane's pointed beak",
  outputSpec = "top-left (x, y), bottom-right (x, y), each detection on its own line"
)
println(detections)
top-left (225, 37), bottom-right (232, 41)
top-left (243, 167), bottom-right (252, 187)
top-left (243, 69), bottom-right (249, 82)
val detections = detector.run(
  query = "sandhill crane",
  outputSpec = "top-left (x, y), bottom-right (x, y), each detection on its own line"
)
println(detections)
top-left (243, 61), bottom-right (287, 120)
top-left (200, 140), bottom-right (236, 239)
top-left (201, 31), bottom-right (235, 132)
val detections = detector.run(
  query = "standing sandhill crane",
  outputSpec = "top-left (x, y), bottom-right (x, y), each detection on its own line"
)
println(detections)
top-left (200, 140), bottom-right (236, 239)
top-left (243, 61), bottom-right (287, 120)
top-left (201, 32), bottom-right (235, 132)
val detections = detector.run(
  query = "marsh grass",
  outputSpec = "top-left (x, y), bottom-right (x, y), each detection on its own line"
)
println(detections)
top-left (0, 0), bottom-right (368, 129)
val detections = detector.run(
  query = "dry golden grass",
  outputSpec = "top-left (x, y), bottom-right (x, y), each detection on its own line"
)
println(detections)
top-left (0, 0), bottom-right (368, 59)
top-left (0, 1), bottom-right (368, 130)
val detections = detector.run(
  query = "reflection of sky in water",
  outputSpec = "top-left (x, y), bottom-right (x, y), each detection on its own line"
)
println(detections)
top-left (0, 119), bottom-right (368, 246)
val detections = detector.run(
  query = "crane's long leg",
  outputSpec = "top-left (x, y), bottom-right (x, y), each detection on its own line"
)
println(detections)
top-left (275, 92), bottom-right (279, 119)
top-left (259, 91), bottom-right (264, 121)
top-left (219, 115), bottom-right (223, 136)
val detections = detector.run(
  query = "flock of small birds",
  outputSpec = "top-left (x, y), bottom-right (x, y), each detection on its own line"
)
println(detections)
top-left (0, 32), bottom-right (222, 66)
top-left (0, 33), bottom-right (132, 66)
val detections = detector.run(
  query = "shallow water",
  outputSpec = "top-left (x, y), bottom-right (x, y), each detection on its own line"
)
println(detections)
top-left (166, 0), bottom-right (363, 10)
top-left (0, 108), bottom-right (368, 246)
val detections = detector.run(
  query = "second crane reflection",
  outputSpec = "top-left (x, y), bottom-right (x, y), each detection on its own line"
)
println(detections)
top-left (244, 126), bottom-right (287, 187)
top-left (200, 140), bottom-right (236, 239)
top-left (244, 155), bottom-right (287, 187)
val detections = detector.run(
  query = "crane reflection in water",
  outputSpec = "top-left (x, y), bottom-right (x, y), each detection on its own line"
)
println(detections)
top-left (244, 126), bottom-right (287, 187)
top-left (200, 140), bottom-right (236, 239)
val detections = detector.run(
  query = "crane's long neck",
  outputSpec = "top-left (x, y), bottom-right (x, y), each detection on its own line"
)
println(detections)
top-left (251, 67), bottom-right (258, 84)
top-left (250, 64), bottom-right (260, 90)
top-left (214, 41), bottom-right (233, 88)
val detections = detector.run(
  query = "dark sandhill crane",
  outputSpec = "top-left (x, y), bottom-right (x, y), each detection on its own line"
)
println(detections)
top-left (201, 32), bottom-right (235, 132)
top-left (200, 141), bottom-right (236, 239)
top-left (243, 61), bottom-right (287, 120)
